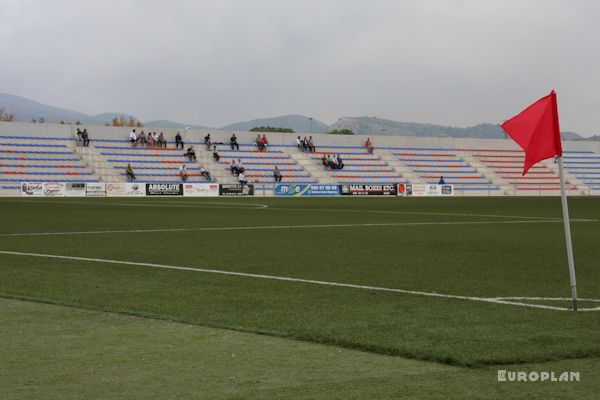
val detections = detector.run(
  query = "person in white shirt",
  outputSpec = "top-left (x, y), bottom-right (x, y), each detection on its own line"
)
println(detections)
top-left (238, 171), bottom-right (247, 185)
top-left (179, 164), bottom-right (188, 181)
top-left (129, 129), bottom-right (138, 146)
top-left (199, 165), bottom-right (212, 181)
top-left (231, 159), bottom-right (239, 175)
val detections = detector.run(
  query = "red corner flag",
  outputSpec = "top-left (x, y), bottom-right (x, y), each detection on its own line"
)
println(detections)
top-left (501, 91), bottom-right (562, 175)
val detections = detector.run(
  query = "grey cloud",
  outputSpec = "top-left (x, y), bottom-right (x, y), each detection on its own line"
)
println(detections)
top-left (0, 0), bottom-right (598, 136)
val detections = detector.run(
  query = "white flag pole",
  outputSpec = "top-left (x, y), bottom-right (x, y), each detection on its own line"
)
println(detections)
top-left (557, 156), bottom-right (578, 311)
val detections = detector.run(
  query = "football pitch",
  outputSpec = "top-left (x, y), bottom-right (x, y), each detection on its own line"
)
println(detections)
top-left (1, 196), bottom-right (600, 399)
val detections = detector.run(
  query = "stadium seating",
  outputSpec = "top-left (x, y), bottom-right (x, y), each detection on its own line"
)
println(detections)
top-left (464, 148), bottom-right (579, 192)
top-left (390, 147), bottom-right (498, 192)
top-left (563, 151), bottom-right (600, 191)
top-left (0, 135), bottom-right (99, 190)
top-left (299, 145), bottom-right (403, 185)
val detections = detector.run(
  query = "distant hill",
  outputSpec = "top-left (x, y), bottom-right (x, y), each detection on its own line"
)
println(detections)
top-left (0, 92), bottom-right (137, 125)
top-left (0, 92), bottom-right (586, 140)
top-left (222, 114), bottom-right (329, 133)
top-left (144, 120), bottom-right (213, 130)
top-left (329, 116), bottom-right (583, 140)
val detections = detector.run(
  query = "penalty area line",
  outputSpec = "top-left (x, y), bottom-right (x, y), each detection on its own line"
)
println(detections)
top-left (0, 250), bottom-right (598, 312)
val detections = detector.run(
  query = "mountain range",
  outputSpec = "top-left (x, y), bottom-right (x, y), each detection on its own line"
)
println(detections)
top-left (0, 92), bottom-right (585, 140)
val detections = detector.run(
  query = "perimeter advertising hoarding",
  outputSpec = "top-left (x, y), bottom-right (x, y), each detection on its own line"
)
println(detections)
top-left (274, 184), bottom-right (340, 196)
top-left (20, 182), bottom-right (44, 196)
top-left (406, 184), bottom-right (454, 196)
top-left (340, 184), bottom-right (397, 196)
top-left (146, 183), bottom-right (183, 196)
top-left (65, 182), bottom-right (87, 197)
top-left (106, 183), bottom-right (146, 197)
top-left (42, 182), bottom-right (66, 197)
top-left (86, 183), bottom-right (107, 196)
top-left (219, 184), bottom-right (255, 196)
top-left (183, 183), bottom-right (220, 197)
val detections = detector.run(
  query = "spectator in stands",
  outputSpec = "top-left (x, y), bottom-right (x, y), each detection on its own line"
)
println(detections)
top-left (129, 129), bottom-right (138, 146)
top-left (237, 159), bottom-right (245, 174)
top-left (365, 138), bottom-right (374, 154)
top-left (158, 132), bottom-right (166, 148)
top-left (213, 145), bottom-right (220, 162)
top-left (179, 164), bottom-right (188, 181)
top-left (125, 163), bottom-right (136, 181)
top-left (82, 129), bottom-right (90, 147)
top-left (148, 132), bottom-right (155, 148)
top-left (204, 133), bottom-right (212, 150)
top-left (75, 128), bottom-right (82, 146)
top-left (139, 131), bottom-right (147, 146)
top-left (327, 154), bottom-right (335, 169)
top-left (274, 166), bottom-right (282, 182)
top-left (175, 132), bottom-right (184, 149)
top-left (302, 136), bottom-right (309, 152)
top-left (256, 134), bottom-right (265, 151)
top-left (230, 159), bottom-right (239, 175)
top-left (200, 165), bottom-right (212, 181)
top-left (185, 146), bottom-right (197, 162)
top-left (336, 154), bottom-right (344, 170)
top-left (308, 136), bottom-right (315, 152)
top-left (238, 171), bottom-right (247, 185)
top-left (438, 176), bottom-right (446, 184)
top-left (296, 136), bottom-right (303, 150)
top-left (230, 134), bottom-right (239, 150)
top-left (261, 134), bottom-right (269, 150)
top-left (321, 154), bottom-right (328, 167)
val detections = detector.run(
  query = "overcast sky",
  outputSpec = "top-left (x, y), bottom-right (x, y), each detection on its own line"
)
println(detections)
top-left (1, 0), bottom-right (598, 135)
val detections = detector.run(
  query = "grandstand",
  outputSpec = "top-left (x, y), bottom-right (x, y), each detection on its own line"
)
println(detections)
top-left (0, 122), bottom-right (599, 196)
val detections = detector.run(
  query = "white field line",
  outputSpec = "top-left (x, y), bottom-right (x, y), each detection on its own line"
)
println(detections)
top-left (0, 219), bottom-right (596, 238)
top-left (0, 198), bottom-right (572, 220)
top-left (0, 250), bottom-right (598, 312)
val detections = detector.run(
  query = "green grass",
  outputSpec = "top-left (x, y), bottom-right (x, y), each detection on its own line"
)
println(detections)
top-left (0, 197), bottom-right (599, 369)
top-left (3, 298), bottom-right (599, 400)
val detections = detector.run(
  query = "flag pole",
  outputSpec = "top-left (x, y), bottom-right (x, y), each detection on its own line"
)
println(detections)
top-left (557, 156), bottom-right (578, 311)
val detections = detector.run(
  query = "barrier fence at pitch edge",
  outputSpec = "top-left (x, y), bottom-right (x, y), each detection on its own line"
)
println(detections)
top-left (10, 182), bottom-right (600, 197)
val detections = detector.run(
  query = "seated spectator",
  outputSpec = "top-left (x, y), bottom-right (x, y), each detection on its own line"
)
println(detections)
top-left (185, 146), bottom-right (196, 162)
top-left (158, 132), bottom-right (166, 148)
top-left (82, 129), bottom-right (90, 147)
top-left (327, 154), bottom-right (335, 169)
top-left (274, 166), bottom-right (282, 182)
top-left (230, 134), bottom-right (239, 150)
top-left (255, 134), bottom-right (265, 151)
top-left (336, 154), bottom-right (344, 170)
top-left (204, 133), bottom-right (212, 150)
top-left (237, 159), bottom-right (245, 174)
top-left (296, 136), bottom-right (303, 150)
top-left (200, 165), bottom-right (212, 181)
top-left (308, 136), bottom-right (315, 152)
top-left (175, 132), bottom-right (184, 149)
top-left (439, 176), bottom-right (446, 185)
top-left (302, 136), bottom-right (309, 152)
top-left (129, 129), bottom-right (138, 146)
top-left (238, 171), bottom-right (247, 185)
top-left (148, 132), bottom-right (156, 148)
top-left (321, 154), bottom-right (328, 166)
top-left (125, 163), bottom-right (136, 181)
top-left (365, 137), bottom-right (374, 154)
top-left (230, 159), bottom-right (239, 175)
top-left (261, 134), bottom-right (269, 150)
top-left (213, 145), bottom-right (220, 162)
top-left (179, 164), bottom-right (188, 181)
top-left (139, 131), bottom-right (147, 146)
